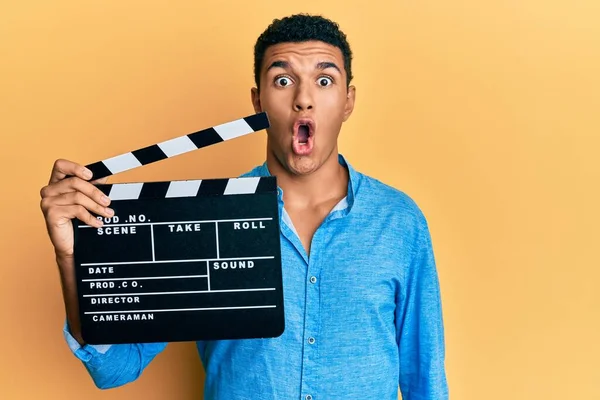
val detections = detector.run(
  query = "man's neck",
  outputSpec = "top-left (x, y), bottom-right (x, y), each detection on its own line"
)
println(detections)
top-left (266, 151), bottom-right (349, 209)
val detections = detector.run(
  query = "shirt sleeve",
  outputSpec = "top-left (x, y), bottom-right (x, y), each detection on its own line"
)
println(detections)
top-left (396, 214), bottom-right (449, 399)
top-left (63, 321), bottom-right (168, 389)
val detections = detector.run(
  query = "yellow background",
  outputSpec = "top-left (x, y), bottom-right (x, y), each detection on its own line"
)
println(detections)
top-left (1, 0), bottom-right (599, 399)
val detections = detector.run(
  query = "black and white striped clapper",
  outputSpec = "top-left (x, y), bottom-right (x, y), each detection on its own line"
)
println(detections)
top-left (73, 112), bottom-right (285, 344)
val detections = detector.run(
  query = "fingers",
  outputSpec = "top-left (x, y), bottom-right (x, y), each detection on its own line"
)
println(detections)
top-left (49, 159), bottom-right (93, 184)
top-left (42, 159), bottom-right (114, 229)
top-left (40, 176), bottom-right (111, 207)
top-left (40, 171), bottom-right (113, 229)
top-left (46, 204), bottom-right (104, 228)
top-left (42, 191), bottom-right (114, 220)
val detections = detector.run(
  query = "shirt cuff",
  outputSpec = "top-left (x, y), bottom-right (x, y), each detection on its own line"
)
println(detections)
top-left (63, 321), bottom-right (112, 362)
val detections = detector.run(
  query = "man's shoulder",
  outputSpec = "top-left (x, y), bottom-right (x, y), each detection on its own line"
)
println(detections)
top-left (354, 169), bottom-right (427, 224)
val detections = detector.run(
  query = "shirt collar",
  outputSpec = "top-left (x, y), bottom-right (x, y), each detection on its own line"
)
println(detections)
top-left (255, 153), bottom-right (359, 216)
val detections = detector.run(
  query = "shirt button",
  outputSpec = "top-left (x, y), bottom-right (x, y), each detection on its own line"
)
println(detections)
top-left (308, 337), bottom-right (315, 345)
top-left (305, 395), bottom-right (313, 400)
top-left (310, 276), bottom-right (317, 284)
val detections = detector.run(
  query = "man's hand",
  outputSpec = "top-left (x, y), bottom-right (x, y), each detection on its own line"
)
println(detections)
top-left (40, 159), bottom-right (113, 258)
top-left (40, 159), bottom-right (115, 344)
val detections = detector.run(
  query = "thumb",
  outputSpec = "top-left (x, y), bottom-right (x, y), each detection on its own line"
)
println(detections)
top-left (91, 177), bottom-right (109, 185)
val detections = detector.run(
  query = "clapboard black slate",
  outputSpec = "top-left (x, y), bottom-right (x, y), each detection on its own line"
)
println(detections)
top-left (71, 112), bottom-right (285, 344)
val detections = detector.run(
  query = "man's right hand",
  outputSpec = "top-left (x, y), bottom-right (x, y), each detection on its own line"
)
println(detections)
top-left (40, 159), bottom-right (115, 344)
top-left (40, 159), bottom-right (114, 258)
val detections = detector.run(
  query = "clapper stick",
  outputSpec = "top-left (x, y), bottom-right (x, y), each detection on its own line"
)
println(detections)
top-left (85, 112), bottom-right (270, 181)
top-left (72, 111), bottom-right (285, 344)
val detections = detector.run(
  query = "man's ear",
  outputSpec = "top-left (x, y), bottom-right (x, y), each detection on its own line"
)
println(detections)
top-left (342, 85), bottom-right (356, 122)
top-left (251, 87), bottom-right (262, 113)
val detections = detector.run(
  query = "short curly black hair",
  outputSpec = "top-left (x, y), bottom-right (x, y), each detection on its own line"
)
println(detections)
top-left (253, 14), bottom-right (353, 90)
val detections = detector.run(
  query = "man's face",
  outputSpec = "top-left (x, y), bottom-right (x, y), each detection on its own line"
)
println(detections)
top-left (251, 40), bottom-right (355, 176)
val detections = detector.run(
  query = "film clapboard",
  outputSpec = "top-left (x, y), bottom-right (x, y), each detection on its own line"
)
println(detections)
top-left (72, 112), bottom-right (285, 344)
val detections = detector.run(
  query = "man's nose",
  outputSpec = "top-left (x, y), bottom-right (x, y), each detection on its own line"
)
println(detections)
top-left (293, 82), bottom-right (313, 111)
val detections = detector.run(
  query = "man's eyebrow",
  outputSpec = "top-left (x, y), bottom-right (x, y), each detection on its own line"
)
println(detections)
top-left (265, 60), bottom-right (341, 74)
top-left (266, 60), bottom-right (290, 72)
top-left (316, 61), bottom-right (341, 74)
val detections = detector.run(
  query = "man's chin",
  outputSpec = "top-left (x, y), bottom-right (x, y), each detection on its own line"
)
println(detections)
top-left (287, 155), bottom-right (319, 176)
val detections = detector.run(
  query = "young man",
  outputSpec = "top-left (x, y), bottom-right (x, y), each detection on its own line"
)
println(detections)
top-left (40, 14), bottom-right (448, 399)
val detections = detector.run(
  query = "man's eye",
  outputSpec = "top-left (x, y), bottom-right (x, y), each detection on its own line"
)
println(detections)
top-left (318, 77), bottom-right (333, 87)
top-left (275, 77), bottom-right (293, 86)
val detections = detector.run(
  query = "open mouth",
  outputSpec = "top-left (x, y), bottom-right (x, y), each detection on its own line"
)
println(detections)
top-left (292, 119), bottom-right (315, 155)
top-left (297, 124), bottom-right (310, 144)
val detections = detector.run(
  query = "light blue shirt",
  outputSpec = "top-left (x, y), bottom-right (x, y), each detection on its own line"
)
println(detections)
top-left (63, 154), bottom-right (448, 399)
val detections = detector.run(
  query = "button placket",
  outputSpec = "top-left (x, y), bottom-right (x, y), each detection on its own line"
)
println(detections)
top-left (300, 229), bottom-right (323, 400)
